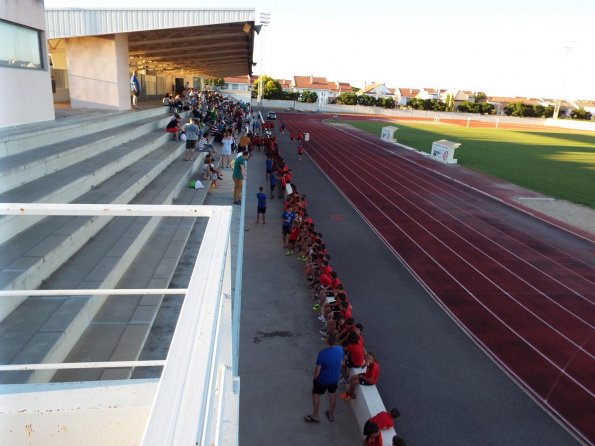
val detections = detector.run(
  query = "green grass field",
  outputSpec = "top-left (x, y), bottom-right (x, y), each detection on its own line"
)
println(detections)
top-left (345, 120), bottom-right (595, 209)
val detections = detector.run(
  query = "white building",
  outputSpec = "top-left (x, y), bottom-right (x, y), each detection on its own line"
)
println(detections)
top-left (0, 0), bottom-right (55, 127)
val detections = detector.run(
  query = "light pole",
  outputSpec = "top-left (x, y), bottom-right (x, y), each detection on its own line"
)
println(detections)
top-left (257, 12), bottom-right (270, 106)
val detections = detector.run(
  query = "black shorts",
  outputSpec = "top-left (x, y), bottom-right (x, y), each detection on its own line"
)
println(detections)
top-left (312, 379), bottom-right (338, 395)
top-left (257, 207), bottom-right (266, 214)
top-left (282, 225), bottom-right (291, 235)
top-left (186, 140), bottom-right (197, 149)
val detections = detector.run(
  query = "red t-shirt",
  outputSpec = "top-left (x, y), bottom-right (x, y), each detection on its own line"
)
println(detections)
top-left (367, 434), bottom-right (382, 446)
top-left (369, 411), bottom-right (394, 430)
top-left (345, 336), bottom-right (365, 367)
top-left (289, 227), bottom-right (299, 241)
top-left (363, 361), bottom-right (379, 385)
top-left (319, 273), bottom-right (332, 287)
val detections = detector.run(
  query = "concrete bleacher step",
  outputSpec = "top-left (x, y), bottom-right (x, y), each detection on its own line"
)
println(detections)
top-left (0, 107), bottom-right (167, 159)
top-left (0, 131), bottom-right (172, 245)
top-left (0, 140), bottom-right (188, 322)
top-left (0, 150), bottom-right (208, 383)
top-left (52, 155), bottom-right (217, 383)
top-left (0, 111), bottom-right (174, 195)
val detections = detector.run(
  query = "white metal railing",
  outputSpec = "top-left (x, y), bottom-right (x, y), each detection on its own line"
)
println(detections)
top-left (0, 203), bottom-right (237, 446)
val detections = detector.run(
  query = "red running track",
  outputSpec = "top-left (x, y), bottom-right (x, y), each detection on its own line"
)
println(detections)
top-left (281, 113), bottom-right (595, 444)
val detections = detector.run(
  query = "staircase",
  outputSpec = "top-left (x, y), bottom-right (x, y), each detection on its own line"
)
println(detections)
top-left (0, 107), bottom-right (211, 383)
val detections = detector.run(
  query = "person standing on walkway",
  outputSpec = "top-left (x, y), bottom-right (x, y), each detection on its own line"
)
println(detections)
top-left (256, 186), bottom-right (267, 224)
top-left (304, 332), bottom-right (343, 423)
top-left (183, 118), bottom-right (200, 161)
top-left (221, 131), bottom-right (233, 168)
top-left (130, 70), bottom-right (140, 109)
top-left (232, 150), bottom-right (249, 204)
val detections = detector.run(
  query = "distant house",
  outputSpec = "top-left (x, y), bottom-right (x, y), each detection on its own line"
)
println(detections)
top-left (395, 88), bottom-right (420, 106)
top-left (223, 75), bottom-right (251, 92)
top-left (327, 80), bottom-right (352, 102)
top-left (487, 96), bottom-right (555, 115)
top-left (574, 100), bottom-right (595, 115)
top-left (278, 79), bottom-right (292, 91)
top-left (417, 88), bottom-right (445, 100)
top-left (440, 89), bottom-right (477, 110)
top-left (291, 75), bottom-right (333, 104)
top-left (360, 82), bottom-right (393, 98)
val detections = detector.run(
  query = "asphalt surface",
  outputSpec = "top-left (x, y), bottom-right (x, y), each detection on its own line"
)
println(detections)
top-left (238, 113), bottom-right (580, 446)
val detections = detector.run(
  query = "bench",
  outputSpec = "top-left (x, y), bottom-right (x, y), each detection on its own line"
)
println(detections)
top-left (348, 366), bottom-right (397, 444)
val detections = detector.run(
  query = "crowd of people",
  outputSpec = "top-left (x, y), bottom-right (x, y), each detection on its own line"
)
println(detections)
top-left (253, 119), bottom-right (406, 445)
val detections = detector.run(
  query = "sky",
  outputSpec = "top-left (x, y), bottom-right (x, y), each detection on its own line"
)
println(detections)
top-left (45, 0), bottom-right (595, 100)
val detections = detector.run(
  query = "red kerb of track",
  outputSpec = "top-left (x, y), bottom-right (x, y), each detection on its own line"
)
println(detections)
top-left (282, 113), bottom-right (595, 445)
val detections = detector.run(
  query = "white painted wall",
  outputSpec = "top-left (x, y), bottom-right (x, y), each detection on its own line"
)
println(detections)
top-left (0, 380), bottom-right (157, 445)
top-left (544, 118), bottom-right (595, 132)
top-left (66, 34), bottom-right (130, 110)
top-left (0, 0), bottom-right (55, 128)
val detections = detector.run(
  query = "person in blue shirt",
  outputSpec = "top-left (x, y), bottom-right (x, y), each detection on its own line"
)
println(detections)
top-left (304, 332), bottom-right (344, 423)
top-left (256, 186), bottom-right (267, 224)
top-left (281, 206), bottom-right (296, 246)
top-left (130, 70), bottom-right (140, 109)
top-left (265, 155), bottom-right (273, 182)
top-left (269, 170), bottom-right (278, 199)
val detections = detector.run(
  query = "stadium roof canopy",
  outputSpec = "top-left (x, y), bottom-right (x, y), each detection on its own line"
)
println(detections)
top-left (45, 8), bottom-right (257, 78)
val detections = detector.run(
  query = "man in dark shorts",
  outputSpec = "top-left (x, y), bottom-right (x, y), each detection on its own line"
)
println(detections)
top-left (256, 186), bottom-right (267, 224)
top-left (304, 332), bottom-right (343, 423)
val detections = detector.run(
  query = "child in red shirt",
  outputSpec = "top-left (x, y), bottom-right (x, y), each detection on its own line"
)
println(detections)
top-left (297, 143), bottom-right (304, 161)
top-left (340, 352), bottom-right (379, 400)
top-left (286, 223), bottom-right (299, 256)
top-left (368, 407), bottom-right (400, 430)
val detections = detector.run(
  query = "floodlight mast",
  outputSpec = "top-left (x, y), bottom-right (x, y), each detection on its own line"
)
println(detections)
top-left (257, 12), bottom-right (270, 105)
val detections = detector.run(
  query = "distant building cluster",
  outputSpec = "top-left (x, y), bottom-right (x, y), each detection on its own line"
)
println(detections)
top-left (222, 75), bottom-right (595, 117)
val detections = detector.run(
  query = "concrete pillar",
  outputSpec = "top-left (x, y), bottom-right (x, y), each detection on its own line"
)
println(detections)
top-left (66, 34), bottom-right (130, 110)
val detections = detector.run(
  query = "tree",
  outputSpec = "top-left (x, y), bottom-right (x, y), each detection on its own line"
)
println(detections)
top-left (457, 101), bottom-right (495, 114)
top-left (382, 97), bottom-right (396, 109)
top-left (445, 94), bottom-right (454, 112)
top-left (336, 92), bottom-right (358, 105)
top-left (357, 95), bottom-right (377, 106)
top-left (351, 86), bottom-right (360, 93)
top-left (570, 108), bottom-right (593, 120)
top-left (407, 98), bottom-right (425, 110)
top-left (300, 90), bottom-right (318, 103)
top-left (252, 75), bottom-right (283, 99)
top-left (475, 92), bottom-right (487, 102)
top-left (504, 102), bottom-right (534, 117)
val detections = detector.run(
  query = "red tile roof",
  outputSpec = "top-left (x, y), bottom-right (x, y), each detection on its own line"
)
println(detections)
top-left (224, 76), bottom-right (250, 84)
top-left (398, 88), bottom-right (420, 97)
top-left (293, 75), bottom-right (330, 90)
top-left (327, 81), bottom-right (352, 93)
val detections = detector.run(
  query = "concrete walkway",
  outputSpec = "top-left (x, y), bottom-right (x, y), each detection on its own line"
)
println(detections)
top-left (217, 149), bottom-right (362, 446)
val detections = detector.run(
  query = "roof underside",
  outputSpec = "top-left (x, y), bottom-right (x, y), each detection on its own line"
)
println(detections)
top-left (46, 9), bottom-right (256, 78)
top-left (128, 22), bottom-right (256, 77)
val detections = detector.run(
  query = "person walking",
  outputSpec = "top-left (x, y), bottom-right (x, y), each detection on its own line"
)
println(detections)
top-left (232, 150), bottom-right (249, 204)
top-left (130, 70), bottom-right (140, 109)
top-left (304, 332), bottom-right (344, 423)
